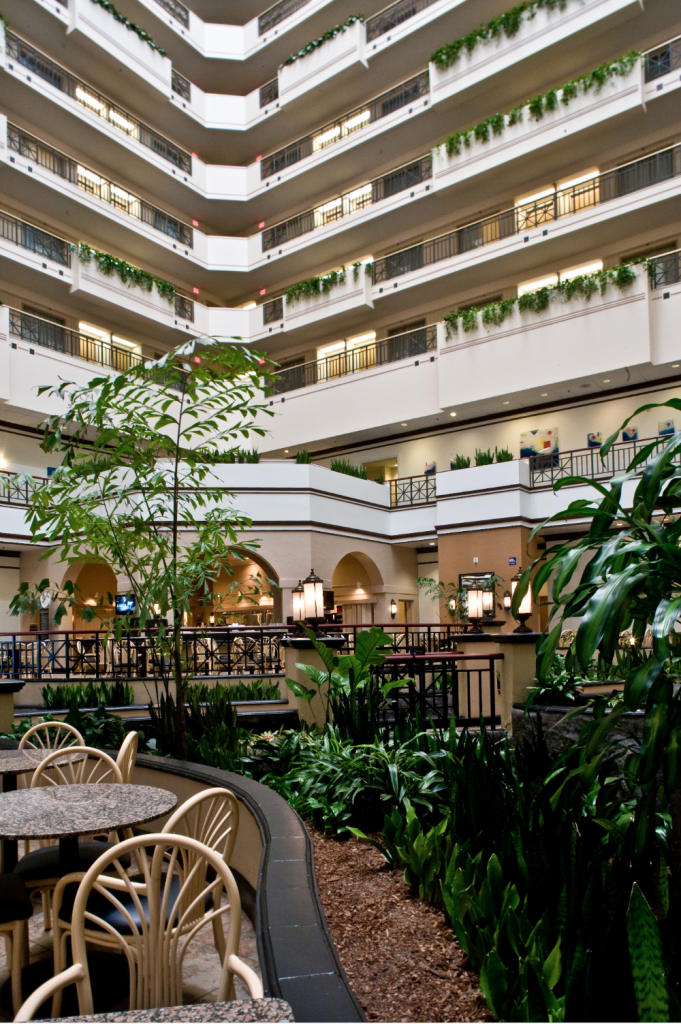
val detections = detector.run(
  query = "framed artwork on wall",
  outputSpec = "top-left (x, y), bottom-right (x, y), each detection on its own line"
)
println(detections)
top-left (425, 461), bottom-right (436, 475)
top-left (659, 420), bottom-right (675, 436)
top-left (519, 428), bottom-right (559, 458)
top-left (587, 432), bottom-right (602, 448)
top-left (622, 425), bottom-right (638, 441)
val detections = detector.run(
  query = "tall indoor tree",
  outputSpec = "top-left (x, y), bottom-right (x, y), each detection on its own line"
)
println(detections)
top-left (12, 337), bottom-right (276, 758)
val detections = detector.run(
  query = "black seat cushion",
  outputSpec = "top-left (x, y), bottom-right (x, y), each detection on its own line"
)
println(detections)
top-left (0, 873), bottom-right (33, 922)
top-left (14, 842), bottom-right (131, 882)
top-left (58, 875), bottom-right (181, 934)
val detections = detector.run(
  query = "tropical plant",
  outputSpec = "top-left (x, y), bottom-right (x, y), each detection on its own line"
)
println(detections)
top-left (187, 679), bottom-right (281, 703)
top-left (41, 680), bottom-right (135, 710)
top-left (295, 450), bottom-right (313, 463)
top-left (10, 338), bottom-right (276, 759)
top-left (475, 448), bottom-right (494, 466)
top-left (223, 448), bottom-right (260, 463)
top-left (330, 458), bottom-right (367, 479)
top-left (415, 577), bottom-right (468, 622)
top-left (75, 245), bottom-right (176, 302)
top-left (284, 268), bottom-right (347, 305)
top-left (495, 446), bottom-right (514, 462)
top-left (450, 454), bottom-right (471, 470)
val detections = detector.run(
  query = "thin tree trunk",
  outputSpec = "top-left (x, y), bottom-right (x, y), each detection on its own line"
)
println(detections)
top-left (173, 618), bottom-right (187, 760)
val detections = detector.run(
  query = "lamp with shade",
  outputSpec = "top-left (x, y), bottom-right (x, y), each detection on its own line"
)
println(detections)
top-left (292, 580), bottom-right (304, 622)
top-left (303, 569), bottom-right (324, 623)
top-left (467, 588), bottom-right (485, 633)
top-left (390, 598), bottom-right (397, 620)
top-left (510, 568), bottom-right (533, 633)
top-left (503, 591), bottom-right (512, 612)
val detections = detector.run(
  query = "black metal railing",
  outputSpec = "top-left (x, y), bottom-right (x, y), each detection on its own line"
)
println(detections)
top-left (0, 472), bottom-right (48, 506)
top-left (153, 0), bottom-right (189, 27)
top-left (262, 154), bottom-right (431, 250)
top-left (529, 434), bottom-right (681, 488)
top-left (645, 35), bottom-right (681, 82)
top-left (7, 124), bottom-right (194, 247)
top-left (9, 309), bottom-right (144, 372)
top-left (263, 297), bottom-right (284, 323)
top-left (270, 325), bottom-right (437, 394)
top-left (366, 0), bottom-right (438, 41)
top-left (258, 0), bottom-right (310, 34)
top-left (259, 78), bottom-right (279, 108)
top-left (7, 33), bottom-right (192, 174)
top-left (174, 295), bottom-right (195, 321)
top-left (260, 70), bottom-right (429, 178)
top-left (389, 474), bottom-right (436, 507)
top-left (0, 210), bottom-right (71, 266)
top-left (373, 143), bottom-right (681, 282)
top-left (316, 623), bottom-right (476, 649)
top-left (371, 652), bottom-right (502, 727)
top-left (171, 69), bottom-right (191, 101)
top-left (649, 249), bottom-right (681, 288)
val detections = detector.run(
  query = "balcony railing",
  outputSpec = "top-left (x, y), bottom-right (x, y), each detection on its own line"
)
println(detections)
top-left (0, 209), bottom-right (71, 267)
top-left (171, 69), bottom-right (191, 101)
top-left (263, 297), bottom-right (284, 323)
top-left (258, 0), bottom-right (310, 34)
top-left (259, 78), bottom-right (279, 108)
top-left (8, 124), bottom-right (194, 248)
top-left (529, 435), bottom-right (681, 488)
top-left (153, 0), bottom-right (189, 27)
top-left (366, 0), bottom-right (439, 41)
top-left (260, 70), bottom-right (429, 178)
top-left (9, 308), bottom-right (144, 372)
top-left (7, 33), bottom-right (192, 174)
top-left (649, 248), bottom-right (681, 288)
top-left (645, 35), bottom-right (681, 82)
top-left (270, 325), bottom-right (437, 394)
top-left (0, 471), bottom-right (48, 506)
top-left (262, 154), bottom-right (432, 250)
top-left (373, 143), bottom-right (681, 282)
top-left (390, 474), bottom-right (436, 507)
top-left (174, 295), bottom-right (195, 321)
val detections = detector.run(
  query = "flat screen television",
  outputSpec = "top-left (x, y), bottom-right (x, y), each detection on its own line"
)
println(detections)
top-left (115, 594), bottom-right (136, 615)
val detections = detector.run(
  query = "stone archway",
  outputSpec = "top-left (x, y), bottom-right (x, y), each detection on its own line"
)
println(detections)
top-left (332, 552), bottom-right (384, 625)
top-left (190, 549), bottom-right (282, 625)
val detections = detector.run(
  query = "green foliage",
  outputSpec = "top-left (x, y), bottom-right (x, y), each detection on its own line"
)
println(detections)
top-left (187, 679), bottom-right (281, 703)
top-left (444, 262), bottom-right (639, 337)
top-left (495, 446), bottom-right (514, 462)
top-left (415, 577), bottom-right (468, 622)
top-left (89, 0), bottom-right (166, 54)
top-left (284, 268), bottom-right (346, 305)
top-left (41, 680), bottom-right (135, 710)
top-left (431, 0), bottom-right (568, 70)
top-left (295, 450), bottom-right (313, 463)
top-left (76, 244), bottom-right (176, 303)
top-left (281, 15), bottom-right (364, 67)
top-left (64, 704), bottom-right (128, 748)
top-left (222, 447), bottom-right (260, 463)
top-left (330, 458), bottom-right (367, 479)
top-left (451, 454), bottom-right (471, 470)
top-left (439, 50), bottom-right (641, 157)
top-left (475, 448), bottom-right (494, 466)
top-left (627, 882), bottom-right (669, 1022)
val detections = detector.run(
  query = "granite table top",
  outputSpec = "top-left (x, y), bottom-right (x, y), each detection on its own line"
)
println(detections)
top-left (0, 748), bottom-right (84, 776)
top-left (0, 783), bottom-right (177, 840)
top-left (47, 999), bottom-right (295, 1022)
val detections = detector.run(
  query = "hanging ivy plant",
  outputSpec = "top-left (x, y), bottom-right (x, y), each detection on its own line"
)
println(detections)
top-left (89, 0), bottom-right (166, 56)
top-left (439, 50), bottom-right (641, 157)
top-left (444, 262), bottom-right (641, 336)
top-left (284, 267), bottom-right (347, 305)
top-left (281, 15), bottom-right (364, 68)
top-left (431, 0), bottom-right (570, 70)
top-left (76, 244), bottom-right (176, 303)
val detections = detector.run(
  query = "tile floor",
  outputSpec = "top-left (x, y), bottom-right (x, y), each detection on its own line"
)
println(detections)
top-left (0, 898), bottom-right (261, 1021)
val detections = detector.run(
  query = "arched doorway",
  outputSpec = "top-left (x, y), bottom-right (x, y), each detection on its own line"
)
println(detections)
top-left (188, 550), bottom-right (281, 626)
top-left (332, 552), bottom-right (383, 624)
top-left (71, 562), bottom-right (117, 630)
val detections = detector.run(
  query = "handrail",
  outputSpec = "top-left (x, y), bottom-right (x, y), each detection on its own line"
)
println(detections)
top-left (7, 32), bottom-right (191, 174)
top-left (529, 433), bottom-right (680, 488)
top-left (270, 325), bottom-right (437, 394)
top-left (644, 34), bottom-right (681, 82)
top-left (373, 142), bottom-right (681, 282)
top-left (389, 473), bottom-right (436, 508)
top-left (366, 0), bottom-right (439, 40)
top-left (7, 123), bottom-right (194, 248)
top-left (262, 154), bottom-right (432, 250)
top-left (259, 78), bottom-right (279, 108)
top-left (258, 0), bottom-right (310, 35)
top-left (0, 208), bottom-right (71, 266)
top-left (260, 70), bottom-right (429, 178)
top-left (8, 307), bottom-right (144, 372)
top-left (152, 0), bottom-right (189, 27)
top-left (648, 248), bottom-right (681, 288)
top-left (0, 471), bottom-right (48, 506)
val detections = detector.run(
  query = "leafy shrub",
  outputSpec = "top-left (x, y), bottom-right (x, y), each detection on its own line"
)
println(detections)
top-left (330, 458), bottom-right (367, 479)
top-left (187, 679), bottom-right (281, 703)
top-left (475, 448), bottom-right (494, 466)
top-left (41, 680), bottom-right (135, 710)
top-left (450, 454), bottom-right (471, 470)
top-left (295, 450), bottom-right (313, 463)
top-left (494, 446), bottom-right (514, 462)
top-left (223, 448), bottom-right (260, 463)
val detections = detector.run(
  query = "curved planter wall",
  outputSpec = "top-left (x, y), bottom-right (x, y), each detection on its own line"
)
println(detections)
top-left (133, 754), bottom-right (365, 1023)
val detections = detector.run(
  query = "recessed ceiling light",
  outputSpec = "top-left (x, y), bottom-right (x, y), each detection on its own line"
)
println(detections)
top-left (541, 393), bottom-right (548, 397)
top-left (429, 542), bottom-right (435, 546)
top-left (401, 422), bottom-right (408, 426)
top-left (502, 401), bottom-right (509, 405)
top-left (673, 364), bottom-right (680, 368)
top-left (284, 449), bottom-right (289, 453)
top-left (450, 412), bottom-right (457, 417)
top-left (602, 379), bottom-right (611, 383)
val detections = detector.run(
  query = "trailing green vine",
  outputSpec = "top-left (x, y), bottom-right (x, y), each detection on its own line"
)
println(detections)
top-left (284, 267), bottom-right (347, 305)
top-left (75, 244), bottom-right (176, 303)
top-left (439, 50), bottom-right (641, 157)
top-left (0, 12), bottom-right (8, 39)
top-left (431, 0), bottom-right (569, 71)
top-left (281, 15), bottom-right (364, 67)
top-left (444, 262), bottom-right (639, 337)
top-left (89, 0), bottom-right (166, 56)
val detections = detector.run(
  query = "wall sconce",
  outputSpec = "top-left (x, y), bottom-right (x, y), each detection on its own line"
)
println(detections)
top-left (511, 569), bottom-right (533, 633)
top-left (503, 591), bottom-right (512, 613)
top-left (467, 588), bottom-right (484, 633)
top-left (390, 599), bottom-right (397, 620)
top-left (292, 580), bottom-right (304, 622)
top-left (209, 613), bottom-right (215, 625)
top-left (303, 569), bottom-right (324, 622)
top-left (447, 596), bottom-right (456, 616)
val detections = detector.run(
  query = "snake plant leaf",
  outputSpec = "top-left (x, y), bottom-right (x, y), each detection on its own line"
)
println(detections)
top-left (480, 949), bottom-right (508, 1019)
top-left (627, 882), bottom-right (669, 1022)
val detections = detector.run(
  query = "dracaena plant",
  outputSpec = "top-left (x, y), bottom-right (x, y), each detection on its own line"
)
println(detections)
top-left (513, 397), bottom-right (681, 881)
top-left (11, 337), bottom-right (277, 759)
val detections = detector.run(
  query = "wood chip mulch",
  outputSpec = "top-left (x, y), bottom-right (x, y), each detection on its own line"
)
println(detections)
top-left (308, 827), bottom-right (493, 1023)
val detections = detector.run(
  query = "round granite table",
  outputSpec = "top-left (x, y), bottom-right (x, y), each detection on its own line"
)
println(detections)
top-left (0, 783), bottom-right (177, 872)
top-left (0, 748), bottom-right (73, 793)
top-left (48, 999), bottom-right (295, 1022)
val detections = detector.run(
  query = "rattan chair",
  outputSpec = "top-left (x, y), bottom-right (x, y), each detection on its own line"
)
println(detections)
top-left (115, 731), bottom-right (138, 785)
top-left (0, 873), bottom-right (33, 1015)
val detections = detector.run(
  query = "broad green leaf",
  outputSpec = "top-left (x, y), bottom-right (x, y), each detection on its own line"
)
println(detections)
top-left (627, 882), bottom-right (669, 1022)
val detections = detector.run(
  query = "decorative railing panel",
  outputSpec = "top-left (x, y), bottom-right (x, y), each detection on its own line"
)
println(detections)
top-left (373, 143), bottom-right (681, 282)
top-left (263, 297), bottom-right (284, 323)
top-left (9, 309), bottom-right (144, 372)
top-left (271, 325), bottom-right (437, 394)
top-left (0, 472), bottom-right (48, 506)
top-left (174, 295), bottom-right (195, 321)
top-left (529, 434), bottom-right (681, 488)
top-left (259, 78), bottom-right (279, 108)
top-left (153, 0), bottom-right (189, 27)
top-left (258, 0), bottom-right (310, 35)
top-left (649, 249), bottom-right (681, 288)
top-left (645, 36), bottom-right (681, 81)
top-left (0, 209), bottom-right (71, 266)
top-left (8, 124), bottom-right (193, 247)
top-left (389, 474), bottom-right (436, 507)
top-left (366, 0), bottom-right (439, 41)
top-left (171, 70), bottom-right (191, 101)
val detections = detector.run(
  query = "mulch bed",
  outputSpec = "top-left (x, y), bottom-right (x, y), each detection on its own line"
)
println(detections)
top-left (308, 827), bottom-right (493, 1023)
